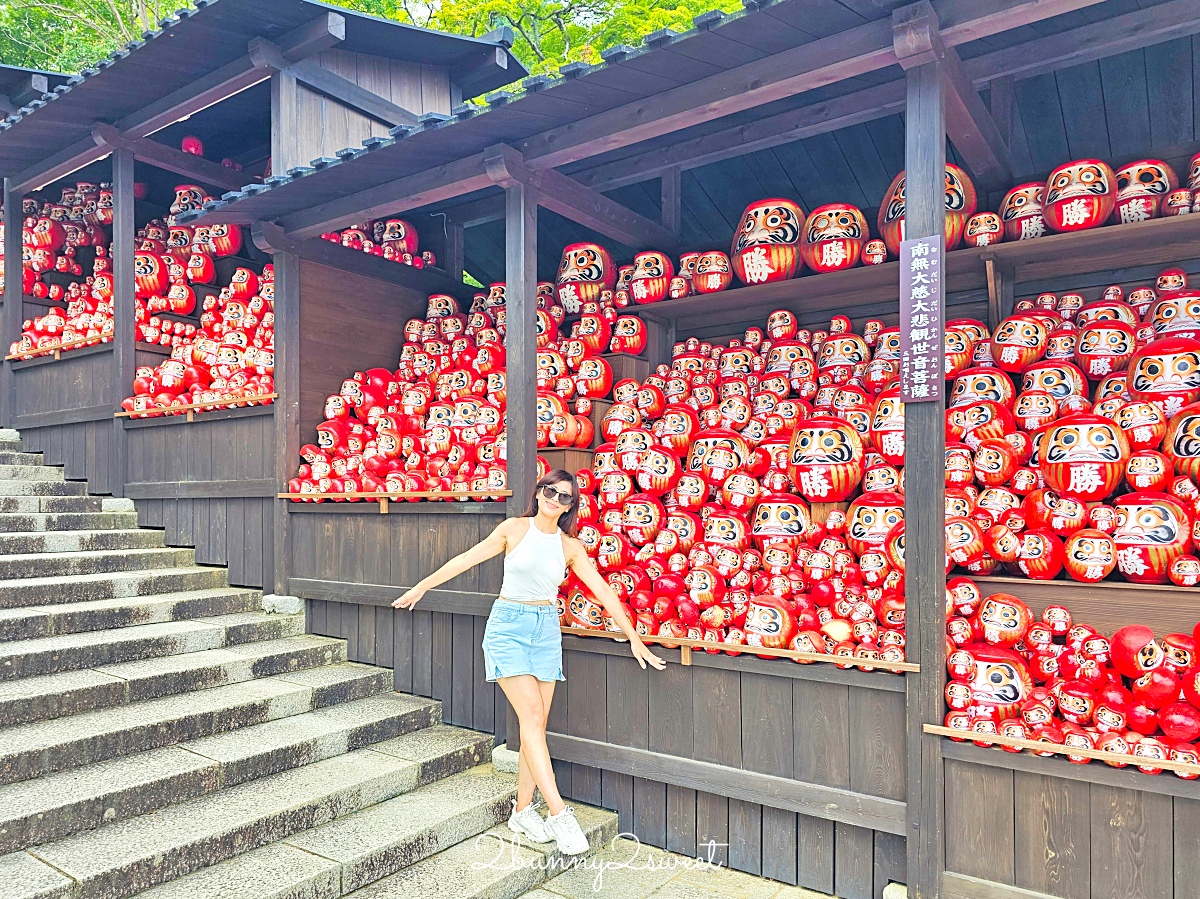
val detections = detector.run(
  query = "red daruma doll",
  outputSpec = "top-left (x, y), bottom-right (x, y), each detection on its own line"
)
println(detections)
top-left (390, 471), bottom-right (665, 854)
top-left (787, 416), bottom-right (865, 501)
top-left (731, 198), bottom-right (805, 285)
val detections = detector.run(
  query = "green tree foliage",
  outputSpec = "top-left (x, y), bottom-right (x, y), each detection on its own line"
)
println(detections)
top-left (0, 0), bottom-right (741, 77)
top-left (340, 0), bottom-right (742, 75)
top-left (0, 0), bottom-right (175, 72)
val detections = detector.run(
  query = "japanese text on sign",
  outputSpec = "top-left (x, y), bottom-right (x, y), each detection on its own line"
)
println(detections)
top-left (899, 235), bottom-right (944, 403)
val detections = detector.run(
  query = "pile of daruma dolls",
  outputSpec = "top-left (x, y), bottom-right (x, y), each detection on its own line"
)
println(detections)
top-left (943, 579), bottom-right (1200, 777)
top-left (4, 183), bottom-right (117, 357)
top-left (288, 286), bottom-right (514, 499)
top-left (572, 152), bottom-right (1200, 310)
top-left (319, 218), bottom-right (437, 269)
top-left (287, 270), bottom-right (651, 498)
top-left (554, 255), bottom-right (1200, 673)
top-left (119, 185), bottom-right (274, 416)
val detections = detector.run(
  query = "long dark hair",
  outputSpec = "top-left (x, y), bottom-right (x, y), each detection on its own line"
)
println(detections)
top-left (524, 468), bottom-right (580, 536)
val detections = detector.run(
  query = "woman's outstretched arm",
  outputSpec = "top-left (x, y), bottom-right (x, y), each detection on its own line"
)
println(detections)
top-left (392, 520), bottom-right (513, 609)
top-left (565, 539), bottom-right (666, 670)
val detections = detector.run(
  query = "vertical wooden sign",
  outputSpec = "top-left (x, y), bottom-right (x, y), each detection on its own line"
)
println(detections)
top-left (899, 234), bottom-right (944, 403)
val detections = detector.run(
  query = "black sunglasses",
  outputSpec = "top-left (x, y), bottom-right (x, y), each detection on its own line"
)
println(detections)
top-left (540, 484), bottom-right (574, 506)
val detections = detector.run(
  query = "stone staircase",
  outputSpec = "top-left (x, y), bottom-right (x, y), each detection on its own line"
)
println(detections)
top-left (0, 430), bottom-right (617, 899)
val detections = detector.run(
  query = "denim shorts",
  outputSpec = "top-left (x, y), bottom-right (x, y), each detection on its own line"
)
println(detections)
top-left (482, 599), bottom-right (565, 683)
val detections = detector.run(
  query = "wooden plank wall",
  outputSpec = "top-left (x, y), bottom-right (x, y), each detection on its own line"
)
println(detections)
top-left (941, 745), bottom-right (1200, 899)
top-left (124, 406), bottom-right (275, 588)
top-left (12, 348), bottom-right (120, 495)
top-left (549, 641), bottom-right (908, 896)
top-left (283, 52), bottom-right (450, 175)
top-left (298, 259), bottom-right (428, 432)
top-left (291, 506), bottom-right (508, 741)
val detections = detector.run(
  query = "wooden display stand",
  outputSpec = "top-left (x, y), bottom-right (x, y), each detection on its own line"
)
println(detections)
top-left (585, 398), bottom-right (612, 449)
top-left (539, 448), bottom-right (594, 474)
top-left (603, 352), bottom-right (651, 384)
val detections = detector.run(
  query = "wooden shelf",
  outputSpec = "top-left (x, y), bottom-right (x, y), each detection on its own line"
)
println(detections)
top-left (539, 448), bottom-right (593, 473)
top-left (984, 212), bottom-right (1200, 285)
top-left (298, 237), bottom-right (466, 298)
top-left (115, 393), bottom-right (275, 422)
top-left (630, 246), bottom-right (990, 333)
top-left (561, 625), bottom-right (917, 672)
top-left (973, 574), bottom-right (1199, 638)
top-left (603, 353), bottom-right (651, 384)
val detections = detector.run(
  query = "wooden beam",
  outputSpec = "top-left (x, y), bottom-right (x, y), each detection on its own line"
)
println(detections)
top-left (900, 11), bottom-right (947, 894)
top-left (11, 135), bottom-right (110, 195)
top-left (503, 178), bottom-right (536, 755)
top-left (573, 80), bottom-right (907, 192)
top-left (661, 166), bottom-right (681, 234)
top-left (963, 0), bottom-right (1200, 83)
top-left (272, 249), bottom-right (301, 595)
top-left (0, 74), bottom-right (49, 116)
top-left (110, 148), bottom-right (136, 497)
top-left (545, 732), bottom-right (907, 834)
top-left (895, 2), bottom-right (1012, 188)
top-left (934, 0), bottom-right (1105, 46)
top-left (251, 221), bottom-right (301, 255)
top-left (279, 153), bottom-right (494, 239)
top-left (92, 123), bottom-right (246, 192)
top-left (514, 0), bottom-right (1101, 172)
top-left (484, 144), bottom-right (679, 251)
top-left (9, 73), bottom-right (49, 108)
top-left (288, 58), bottom-right (419, 128)
top-left (1, 177), bottom-right (22, 428)
top-left (277, 11), bottom-right (345, 63)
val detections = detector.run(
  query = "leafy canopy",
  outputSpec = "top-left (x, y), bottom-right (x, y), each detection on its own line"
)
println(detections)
top-left (0, 0), bottom-right (741, 77)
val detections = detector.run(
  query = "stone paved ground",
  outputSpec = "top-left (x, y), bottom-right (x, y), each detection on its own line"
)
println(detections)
top-left (517, 836), bottom-right (855, 899)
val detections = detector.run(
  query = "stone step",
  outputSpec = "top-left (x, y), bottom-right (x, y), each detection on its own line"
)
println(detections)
top-left (338, 797), bottom-right (618, 899)
top-left (0, 662), bottom-right (375, 786)
top-left (0, 693), bottom-right (440, 854)
top-left (0, 465), bottom-right (63, 482)
top-left (8, 735), bottom-right (489, 899)
top-left (0, 452), bottom-right (45, 466)
top-left (208, 609), bottom-right (308, 645)
top-left (124, 758), bottom-right (527, 899)
top-left (0, 528), bottom-right (163, 557)
top-left (0, 646), bottom-right (380, 729)
top-left (0, 610), bottom-right (304, 682)
top-left (0, 511), bottom-right (138, 532)
top-left (0, 566), bottom-right (228, 610)
top-left (0, 496), bottom-right (106, 514)
top-left (0, 546), bottom-right (194, 581)
top-left (0, 479), bottom-right (88, 496)
top-left (0, 586), bottom-right (262, 642)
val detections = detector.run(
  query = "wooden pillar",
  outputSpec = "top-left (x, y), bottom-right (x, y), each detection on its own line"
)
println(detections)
top-left (270, 69), bottom-right (299, 178)
top-left (503, 180), bottom-right (537, 751)
top-left (1, 178), bottom-right (22, 428)
top-left (661, 166), bottom-right (681, 235)
top-left (272, 248), bottom-right (301, 596)
top-left (902, 43), bottom-right (947, 899)
top-left (110, 148), bottom-right (136, 496)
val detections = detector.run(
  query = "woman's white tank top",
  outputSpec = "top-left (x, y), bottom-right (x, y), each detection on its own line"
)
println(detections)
top-left (499, 518), bottom-right (567, 602)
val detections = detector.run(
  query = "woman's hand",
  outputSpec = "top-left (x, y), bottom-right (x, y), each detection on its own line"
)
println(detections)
top-left (392, 586), bottom-right (426, 609)
top-left (632, 639), bottom-right (667, 670)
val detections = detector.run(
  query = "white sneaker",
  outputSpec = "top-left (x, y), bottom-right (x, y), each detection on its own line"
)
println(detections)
top-left (544, 805), bottom-right (590, 855)
top-left (508, 799), bottom-right (553, 843)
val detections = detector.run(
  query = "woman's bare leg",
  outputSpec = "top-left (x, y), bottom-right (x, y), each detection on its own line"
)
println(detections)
top-left (516, 679), bottom-right (557, 808)
top-left (499, 674), bottom-right (565, 815)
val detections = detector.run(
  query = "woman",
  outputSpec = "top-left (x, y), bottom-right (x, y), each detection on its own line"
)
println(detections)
top-left (393, 469), bottom-right (665, 854)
